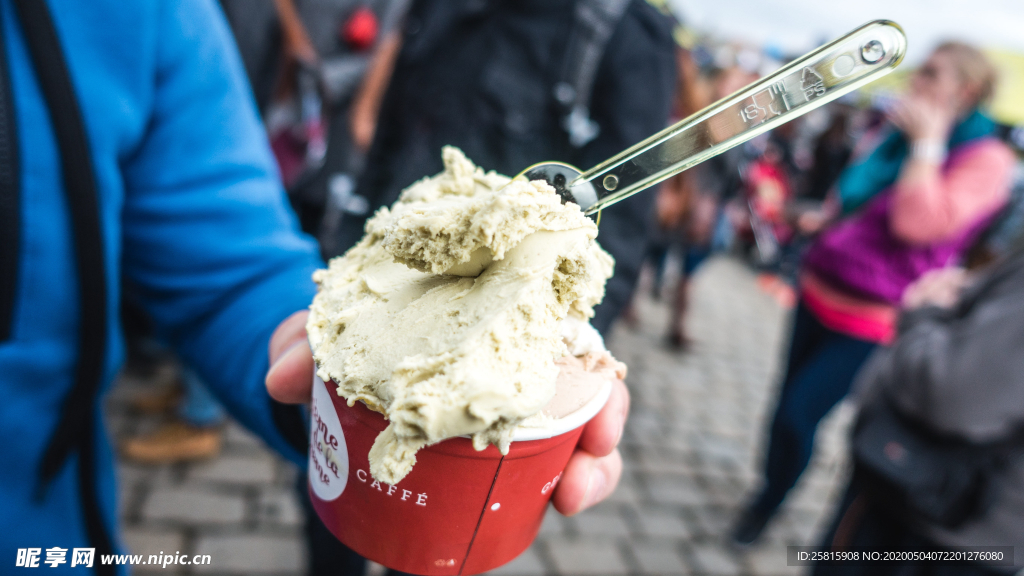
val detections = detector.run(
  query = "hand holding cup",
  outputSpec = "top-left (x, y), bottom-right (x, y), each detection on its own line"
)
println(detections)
top-left (266, 310), bottom-right (629, 516)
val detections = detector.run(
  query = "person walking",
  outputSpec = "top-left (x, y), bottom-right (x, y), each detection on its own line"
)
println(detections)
top-left (732, 41), bottom-right (1016, 545)
top-left (658, 65), bottom-right (754, 346)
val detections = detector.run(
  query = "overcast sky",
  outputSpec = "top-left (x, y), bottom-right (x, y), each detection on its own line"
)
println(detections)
top-left (668, 0), bottom-right (1024, 63)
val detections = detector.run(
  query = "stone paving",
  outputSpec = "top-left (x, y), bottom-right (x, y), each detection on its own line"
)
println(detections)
top-left (107, 256), bottom-right (856, 575)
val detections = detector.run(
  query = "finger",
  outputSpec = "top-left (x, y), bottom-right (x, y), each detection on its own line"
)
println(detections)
top-left (901, 287), bottom-right (920, 308)
top-left (551, 448), bottom-right (623, 516)
top-left (269, 311), bottom-right (310, 363)
top-left (266, 341), bottom-right (315, 404)
top-left (920, 281), bottom-right (942, 303)
top-left (576, 378), bottom-right (630, 458)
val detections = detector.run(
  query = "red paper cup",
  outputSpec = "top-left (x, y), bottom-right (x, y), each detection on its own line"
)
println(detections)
top-left (307, 372), bottom-right (612, 575)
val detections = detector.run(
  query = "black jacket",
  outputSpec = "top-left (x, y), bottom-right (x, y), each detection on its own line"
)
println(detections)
top-left (855, 245), bottom-right (1024, 566)
top-left (339, 0), bottom-right (677, 331)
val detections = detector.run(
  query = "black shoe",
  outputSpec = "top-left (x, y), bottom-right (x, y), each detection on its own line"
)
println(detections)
top-left (730, 507), bottom-right (772, 546)
top-left (666, 329), bottom-right (691, 351)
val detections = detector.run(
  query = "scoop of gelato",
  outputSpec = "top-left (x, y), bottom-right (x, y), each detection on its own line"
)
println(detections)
top-left (307, 147), bottom-right (615, 484)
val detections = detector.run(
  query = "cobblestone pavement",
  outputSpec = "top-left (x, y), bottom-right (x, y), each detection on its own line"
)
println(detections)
top-left (108, 256), bottom-right (855, 575)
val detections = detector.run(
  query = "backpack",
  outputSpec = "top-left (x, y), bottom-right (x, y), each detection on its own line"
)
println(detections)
top-left (853, 400), bottom-right (1005, 529)
top-left (1, 0), bottom-right (115, 571)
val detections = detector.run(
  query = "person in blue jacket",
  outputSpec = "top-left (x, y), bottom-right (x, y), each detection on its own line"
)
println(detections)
top-left (0, 0), bottom-right (630, 573)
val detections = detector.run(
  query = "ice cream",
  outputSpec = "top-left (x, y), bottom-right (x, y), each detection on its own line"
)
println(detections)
top-left (307, 147), bottom-right (623, 484)
top-left (519, 316), bottom-right (627, 426)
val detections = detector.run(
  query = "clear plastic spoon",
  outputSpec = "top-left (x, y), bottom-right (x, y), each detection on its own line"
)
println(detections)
top-left (522, 20), bottom-right (907, 215)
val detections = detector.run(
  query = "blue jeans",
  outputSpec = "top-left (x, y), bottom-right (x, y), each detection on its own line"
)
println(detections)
top-left (177, 367), bottom-right (225, 428)
top-left (751, 301), bottom-right (877, 517)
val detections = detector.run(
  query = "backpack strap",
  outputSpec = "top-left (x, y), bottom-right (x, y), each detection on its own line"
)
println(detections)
top-left (0, 7), bottom-right (18, 344)
top-left (555, 0), bottom-right (631, 148)
top-left (11, 0), bottom-right (114, 571)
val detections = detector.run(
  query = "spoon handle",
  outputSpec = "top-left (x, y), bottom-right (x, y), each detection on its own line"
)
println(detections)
top-left (575, 20), bottom-right (907, 215)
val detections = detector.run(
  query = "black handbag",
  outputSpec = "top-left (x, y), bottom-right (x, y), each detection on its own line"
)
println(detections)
top-left (853, 400), bottom-right (1004, 529)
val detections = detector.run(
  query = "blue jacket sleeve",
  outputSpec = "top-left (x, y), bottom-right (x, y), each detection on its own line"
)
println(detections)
top-left (120, 0), bottom-right (322, 466)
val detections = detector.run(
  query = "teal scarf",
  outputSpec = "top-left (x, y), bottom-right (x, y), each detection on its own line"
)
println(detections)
top-left (837, 108), bottom-right (997, 213)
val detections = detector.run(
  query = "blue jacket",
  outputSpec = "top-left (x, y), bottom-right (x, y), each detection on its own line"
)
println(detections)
top-left (0, 0), bottom-right (322, 567)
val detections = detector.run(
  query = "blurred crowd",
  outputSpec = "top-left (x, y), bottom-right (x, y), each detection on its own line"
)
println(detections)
top-left (130, 1), bottom-right (1024, 571)
top-left (4, 0), bottom-right (1024, 574)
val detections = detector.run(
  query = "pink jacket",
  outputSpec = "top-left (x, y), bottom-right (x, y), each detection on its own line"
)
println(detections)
top-left (802, 138), bottom-right (1015, 343)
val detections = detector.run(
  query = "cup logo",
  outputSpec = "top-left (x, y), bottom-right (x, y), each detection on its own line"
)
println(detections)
top-left (309, 376), bottom-right (349, 501)
top-left (541, 472), bottom-right (562, 495)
